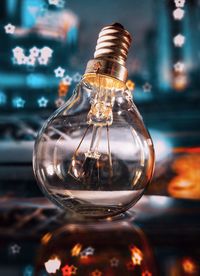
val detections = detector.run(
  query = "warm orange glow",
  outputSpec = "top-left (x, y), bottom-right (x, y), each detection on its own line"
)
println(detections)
top-left (142, 270), bottom-right (152, 276)
top-left (173, 72), bottom-right (188, 91)
top-left (130, 245), bottom-right (143, 265)
top-left (172, 154), bottom-right (200, 174)
top-left (79, 256), bottom-right (91, 264)
top-left (58, 90), bottom-right (68, 97)
top-left (62, 264), bottom-right (78, 276)
top-left (126, 79), bottom-right (135, 91)
top-left (182, 258), bottom-right (197, 274)
top-left (168, 176), bottom-right (199, 199)
top-left (41, 232), bottom-right (52, 244)
top-left (58, 81), bottom-right (69, 97)
top-left (168, 154), bottom-right (200, 199)
top-left (91, 269), bottom-right (102, 276)
top-left (173, 147), bottom-right (200, 154)
top-left (71, 243), bottom-right (82, 257)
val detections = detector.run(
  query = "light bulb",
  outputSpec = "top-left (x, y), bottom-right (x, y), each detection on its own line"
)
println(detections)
top-left (33, 23), bottom-right (155, 219)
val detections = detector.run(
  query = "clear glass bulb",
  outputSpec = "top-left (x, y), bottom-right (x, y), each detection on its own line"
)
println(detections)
top-left (33, 75), bottom-right (155, 219)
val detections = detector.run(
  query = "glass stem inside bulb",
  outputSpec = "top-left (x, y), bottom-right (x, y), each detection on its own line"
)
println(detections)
top-left (106, 125), bottom-right (113, 178)
top-left (85, 126), bottom-right (102, 159)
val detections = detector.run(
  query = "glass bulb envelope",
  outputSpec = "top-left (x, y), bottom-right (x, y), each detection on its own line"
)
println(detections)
top-left (33, 74), bottom-right (155, 218)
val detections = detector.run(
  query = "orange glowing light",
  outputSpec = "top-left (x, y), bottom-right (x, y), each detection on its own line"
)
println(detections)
top-left (126, 79), bottom-right (135, 91)
top-left (182, 258), bottom-right (197, 274)
top-left (59, 82), bottom-right (69, 89)
top-left (168, 154), bottom-right (200, 199)
top-left (130, 246), bottom-right (143, 265)
top-left (142, 270), bottom-right (152, 276)
top-left (58, 82), bottom-right (69, 97)
top-left (91, 269), bottom-right (102, 276)
top-left (174, 147), bottom-right (200, 154)
top-left (172, 154), bottom-right (200, 174)
top-left (62, 264), bottom-right (74, 276)
top-left (79, 255), bottom-right (91, 265)
top-left (71, 243), bottom-right (82, 257)
top-left (59, 90), bottom-right (67, 97)
top-left (173, 72), bottom-right (188, 91)
top-left (41, 232), bottom-right (52, 244)
top-left (168, 176), bottom-right (199, 199)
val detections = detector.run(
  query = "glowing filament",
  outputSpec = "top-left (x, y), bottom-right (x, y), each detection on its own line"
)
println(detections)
top-left (68, 76), bottom-right (115, 183)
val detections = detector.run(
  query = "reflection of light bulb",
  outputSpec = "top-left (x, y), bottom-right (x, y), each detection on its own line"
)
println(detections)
top-left (36, 221), bottom-right (156, 275)
top-left (33, 23), bottom-right (155, 219)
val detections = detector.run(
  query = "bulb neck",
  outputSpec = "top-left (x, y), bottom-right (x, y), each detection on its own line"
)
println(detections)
top-left (84, 23), bottom-right (132, 83)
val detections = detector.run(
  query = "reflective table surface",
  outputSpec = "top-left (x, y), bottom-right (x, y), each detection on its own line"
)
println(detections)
top-left (0, 195), bottom-right (199, 276)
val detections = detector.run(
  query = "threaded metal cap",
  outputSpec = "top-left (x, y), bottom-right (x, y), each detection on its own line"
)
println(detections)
top-left (94, 23), bottom-right (132, 65)
top-left (84, 23), bottom-right (132, 83)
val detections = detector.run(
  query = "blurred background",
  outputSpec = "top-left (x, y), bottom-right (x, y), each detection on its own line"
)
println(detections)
top-left (0, 0), bottom-right (200, 275)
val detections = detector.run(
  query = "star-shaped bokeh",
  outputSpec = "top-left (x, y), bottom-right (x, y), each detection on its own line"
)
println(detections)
top-left (44, 257), bottom-right (61, 274)
top-left (73, 72), bottom-right (81, 82)
top-left (174, 61), bottom-right (185, 72)
top-left (80, 246), bottom-right (95, 257)
top-left (173, 34), bottom-right (185, 47)
top-left (55, 98), bottom-right (65, 107)
top-left (29, 47), bottom-right (40, 57)
top-left (142, 82), bottom-right (152, 93)
top-left (70, 265), bottom-right (77, 275)
top-left (4, 23), bottom-right (15, 34)
top-left (12, 46), bottom-right (24, 56)
top-left (38, 97), bottom-right (48, 107)
top-left (54, 66), bottom-right (65, 78)
top-left (130, 246), bottom-right (143, 265)
top-left (41, 46), bottom-right (53, 58)
top-left (12, 97), bottom-right (25, 108)
top-left (62, 264), bottom-right (72, 276)
top-left (62, 75), bottom-right (72, 85)
top-left (110, 257), bottom-right (119, 267)
top-left (10, 244), bottom-right (21, 254)
top-left (173, 8), bottom-right (184, 20)
top-left (12, 46), bottom-right (53, 67)
top-left (175, 0), bottom-right (185, 8)
top-left (27, 56), bottom-right (36, 66)
top-left (38, 56), bottom-right (49, 65)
